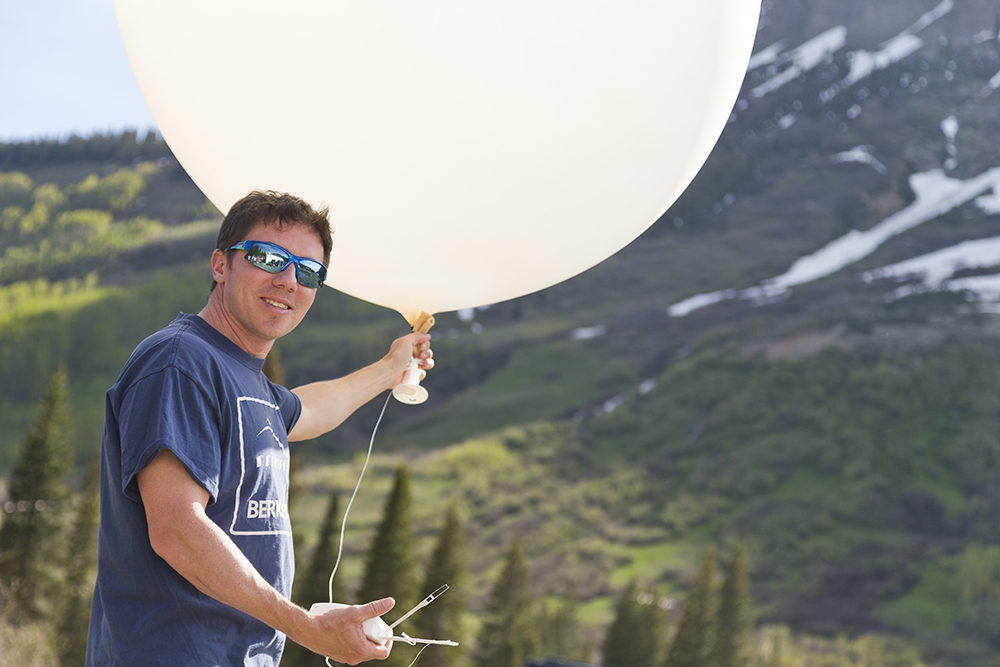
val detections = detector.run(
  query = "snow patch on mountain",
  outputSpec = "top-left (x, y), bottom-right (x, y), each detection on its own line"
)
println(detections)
top-left (820, 0), bottom-right (953, 103)
top-left (942, 115), bottom-right (959, 170)
top-left (983, 68), bottom-right (1000, 96)
top-left (750, 27), bottom-right (848, 99)
top-left (839, 34), bottom-right (924, 89)
top-left (668, 167), bottom-right (1000, 317)
top-left (864, 236), bottom-right (1000, 288)
top-left (747, 41), bottom-right (786, 72)
top-left (830, 145), bottom-right (888, 175)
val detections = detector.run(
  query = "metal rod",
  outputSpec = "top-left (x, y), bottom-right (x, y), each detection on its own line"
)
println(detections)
top-left (388, 584), bottom-right (450, 630)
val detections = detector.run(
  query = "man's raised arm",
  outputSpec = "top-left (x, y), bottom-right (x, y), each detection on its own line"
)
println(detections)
top-left (288, 332), bottom-right (432, 442)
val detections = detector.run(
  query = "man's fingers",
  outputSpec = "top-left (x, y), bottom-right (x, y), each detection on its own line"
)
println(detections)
top-left (359, 597), bottom-right (394, 620)
top-left (408, 332), bottom-right (431, 347)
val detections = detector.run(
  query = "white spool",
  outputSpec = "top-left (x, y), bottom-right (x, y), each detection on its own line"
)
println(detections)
top-left (309, 602), bottom-right (393, 645)
top-left (392, 357), bottom-right (428, 405)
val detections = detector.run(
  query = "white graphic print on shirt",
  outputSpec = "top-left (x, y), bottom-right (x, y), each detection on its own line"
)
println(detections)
top-left (229, 396), bottom-right (292, 536)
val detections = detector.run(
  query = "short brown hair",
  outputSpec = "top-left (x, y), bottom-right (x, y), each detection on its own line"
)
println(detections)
top-left (210, 190), bottom-right (333, 292)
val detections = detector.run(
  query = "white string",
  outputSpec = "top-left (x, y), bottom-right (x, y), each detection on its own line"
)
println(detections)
top-left (405, 643), bottom-right (431, 667)
top-left (325, 391), bottom-right (393, 667)
top-left (328, 391), bottom-right (393, 602)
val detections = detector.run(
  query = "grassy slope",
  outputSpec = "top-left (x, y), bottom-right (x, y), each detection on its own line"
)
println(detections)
top-left (284, 320), bottom-right (1000, 664)
top-left (2, 17), bottom-right (1000, 663)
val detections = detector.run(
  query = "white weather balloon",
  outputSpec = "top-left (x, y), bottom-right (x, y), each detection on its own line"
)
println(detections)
top-left (115, 1), bottom-right (760, 326)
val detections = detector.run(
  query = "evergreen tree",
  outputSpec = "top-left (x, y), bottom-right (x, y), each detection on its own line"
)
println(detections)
top-left (357, 466), bottom-right (418, 609)
top-left (414, 503), bottom-right (468, 667)
top-left (356, 466), bottom-right (417, 667)
top-left (711, 542), bottom-right (756, 667)
top-left (296, 492), bottom-right (344, 607)
top-left (0, 131), bottom-right (171, 169)
top-left (284, 492), bottom-right (344, 667)
top-left (475, 540), bottom-right (538, 667)
top-left (646, 586), bottom-right (673, 667)
top-left (288, 450), bottom-right (306, 581)
top-left (663, 546), bottom-right (717, 667)
top-left (0, 368), bottom-right (73, 621)
top-left (766, 627), bottom-right (785, 667)
top-left (539, 587), bottom-right (584, 661)
top-left (56, 446), bottom-right (101, 667)
top-left (603, 578), bottom-right (658, 667)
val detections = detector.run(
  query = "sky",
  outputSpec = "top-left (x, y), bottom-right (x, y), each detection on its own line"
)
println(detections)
top-left (0, 0), bottom-right (157, 142)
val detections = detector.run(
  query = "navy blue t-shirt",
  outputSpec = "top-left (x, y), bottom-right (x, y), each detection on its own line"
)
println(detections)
top-left (86, 314), bottom-right (302, 666)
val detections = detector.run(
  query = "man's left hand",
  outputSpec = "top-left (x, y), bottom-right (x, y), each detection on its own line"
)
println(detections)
top-left (384, 332), bottom-right (433, 388)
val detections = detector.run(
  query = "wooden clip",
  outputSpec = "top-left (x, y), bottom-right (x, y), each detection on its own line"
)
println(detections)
top-left (411, 312), bottom-right (435, 334)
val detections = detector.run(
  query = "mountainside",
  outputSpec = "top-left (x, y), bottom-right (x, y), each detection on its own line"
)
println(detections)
top-left (2, 0), bottom-right (1000, 664)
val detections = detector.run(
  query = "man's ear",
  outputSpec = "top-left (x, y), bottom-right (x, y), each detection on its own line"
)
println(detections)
top-left (210, 249), bottom-right (229, 286)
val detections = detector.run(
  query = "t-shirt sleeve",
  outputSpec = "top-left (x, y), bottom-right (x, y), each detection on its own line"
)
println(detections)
top-left (272, 382), bottom-right (302, 435)
top-left (118, 367), bottom-right (222, 504)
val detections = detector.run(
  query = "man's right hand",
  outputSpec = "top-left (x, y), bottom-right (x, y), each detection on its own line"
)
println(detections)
top-left (299, 598), bottom-right (395, 664)
top-left (138, 449), bottom-right (394, 665)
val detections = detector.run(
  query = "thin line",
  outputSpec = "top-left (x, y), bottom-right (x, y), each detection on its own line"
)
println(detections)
top-left (406, 644), bottom-right (431, 667)
top-left (325, 391), bottom-right (393, 667)
top-left (229, 399), bottom-right (247, 534)
top-left (230, 396), bottom-right (286, 536)
top-left (328, 391), bottom-right (393, 602)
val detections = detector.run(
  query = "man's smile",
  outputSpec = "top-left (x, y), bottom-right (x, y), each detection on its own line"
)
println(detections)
top-left (262, 297), bottom-right (291, 311)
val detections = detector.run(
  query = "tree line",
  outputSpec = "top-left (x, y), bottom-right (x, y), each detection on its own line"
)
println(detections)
top-left (0, 131), bottom-right (170, 170)
top-left (0, 364), bottom-right (952, 667)
top-left (0, 365), bottom-right (764, 667)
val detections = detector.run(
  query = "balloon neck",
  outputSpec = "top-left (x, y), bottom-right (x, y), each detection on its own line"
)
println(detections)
top-left (392, 310), bottom-right (434, 405)
top-left (409, 311), bottom-right (435, 334)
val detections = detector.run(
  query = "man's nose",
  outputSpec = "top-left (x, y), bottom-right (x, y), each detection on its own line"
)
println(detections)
top-left (272, 263), bottom-right (298, 290)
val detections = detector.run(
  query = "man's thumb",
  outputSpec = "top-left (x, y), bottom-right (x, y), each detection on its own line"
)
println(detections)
top-left (361, 597), bottom-right (395, 619)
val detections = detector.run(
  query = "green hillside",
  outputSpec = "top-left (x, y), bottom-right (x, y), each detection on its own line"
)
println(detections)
top-left (1, 133), bottom-right (998, 666)
top-left (3, 4), bottom-right (1000, 661)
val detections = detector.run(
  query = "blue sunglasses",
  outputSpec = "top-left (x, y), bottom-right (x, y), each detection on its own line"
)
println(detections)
top-left (227, 240), bottom-right (328, 288)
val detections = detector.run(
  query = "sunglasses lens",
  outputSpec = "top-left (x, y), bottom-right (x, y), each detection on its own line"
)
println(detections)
top-left (246, 244), bottom-right (289, 273)
top-left (297, 263), bottom-right (325, 288)
top-left (244, 242), bottom-right (325, 288)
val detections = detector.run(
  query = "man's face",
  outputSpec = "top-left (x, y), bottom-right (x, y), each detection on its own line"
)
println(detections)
top-left (210, 220), bottom-right (325, 356)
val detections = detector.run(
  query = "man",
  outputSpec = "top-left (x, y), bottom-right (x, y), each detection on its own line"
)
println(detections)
top-left (86, 191), bottom-right (433, 666)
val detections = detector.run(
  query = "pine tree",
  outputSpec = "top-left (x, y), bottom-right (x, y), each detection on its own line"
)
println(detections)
top-left (663, 546), bottom-right (717, 667)
top-left (475, 540), bottom-right (538, 667)
top-left (297, 492), bottom-right (343, 607)
top-left (711, 542), bottom-right (756, 667)
top-left (288, 450), bottom-right (306, 580)
top-left (356, 466), bottom-right (418, 667)
top-left (603, 578), bottom-right (658, 667)
top-left (539, 587), bottom-right (583, 661)
top-left (357, 466), bottom-right (417, 610)
top-left (646, 586), bottom-right (673, 667)
top-left (56, 446), bottom-right (101, 667)
top-left (285, 492), bottom-right (343, 667)
top-left (0, 368), bottom-right (73, 622)
top-left (766, 627), bottom-right (786, 667)
top-left (413, 503), bottom-right (468, 667)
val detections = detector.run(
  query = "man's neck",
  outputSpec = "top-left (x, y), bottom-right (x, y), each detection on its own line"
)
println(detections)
top-left (198, 292), bottom-right (274, 359)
